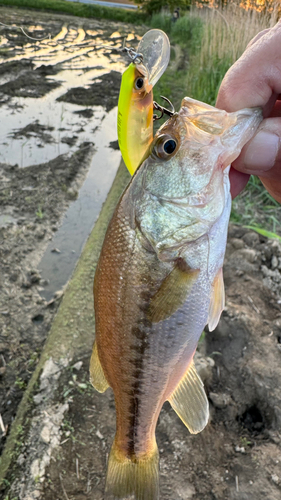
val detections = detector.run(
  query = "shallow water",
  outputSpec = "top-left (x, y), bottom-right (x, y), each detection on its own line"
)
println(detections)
top-left (39, 107), bottom-right (121, 301)
top-left (0, 25), bottom-right (129, 167)
top-left (0, 22), bottom-right (139, 299)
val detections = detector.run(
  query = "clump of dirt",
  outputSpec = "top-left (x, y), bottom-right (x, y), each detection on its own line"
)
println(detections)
top-left (10, 121), bottom-right (55, 143)
top-left (57, 70), bottom-right (122, 112)
top-left (0, 69), bottom-right (61, 99)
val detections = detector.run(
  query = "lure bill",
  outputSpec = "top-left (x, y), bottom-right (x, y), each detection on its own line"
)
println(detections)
top-left (117, 29), bottom-right (170, 175)
top-left (91, 98), bottom-right (263, 499)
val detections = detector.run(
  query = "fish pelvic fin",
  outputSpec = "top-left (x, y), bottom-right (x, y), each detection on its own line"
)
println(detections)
top-left (148, 262), bottom-right (200, 323)
top-left (89, 341), bottom-right (109, 393)
top-left (208, 267), bottom-right (225, 332)
top-left (105, 439), bottom-right (159, 500)
top-left (168, 360), bottom-right (209, 434)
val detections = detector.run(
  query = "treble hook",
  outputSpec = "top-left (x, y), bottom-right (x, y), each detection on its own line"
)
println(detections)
top-left (153, 96), bottom-right (175, 121)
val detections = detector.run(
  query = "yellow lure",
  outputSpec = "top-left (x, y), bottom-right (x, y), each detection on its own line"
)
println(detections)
top-left (117, 62), bottom-right (153, 176)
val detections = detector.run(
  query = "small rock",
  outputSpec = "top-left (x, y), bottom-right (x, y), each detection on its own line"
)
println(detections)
top-left (235, 269), bottom-right (244, 277)
top-left (51, 248), bottom-right (61, 253)
top-left (271, 255), bottom-right (278, 270)
top-left (239, 248), bottom-right (257, 263)
top-left (30, 271), bottom-right (41, 283)
top-left (209, 392), bottom-right (231, 409)
top-left (96, 430), bottom-right (104, 440)
top-left (40, 425), bottom-right (51, 444)
top-left (271, 474), bottom-right (279, 485)
top-left (35, 228), bottom-right (46, 239)
top-left (263, 245), bottom-right (273, 260)
top-left (17, 453), bottom-right (25, 466)
top-left (231, 238), bottom-right (245, 250)
top-left (72, 361), bottom-right (83, 371)
top-left (54, 289), bottom-right (64, 300)
top-left (194, 353), bottom-right (215, 384)
top-left (270, 240), bottom-right (281, 256)
top-left (242, 232), bottom-right (260, 247)
top-left (10, 271), bottom-right (19, 282)
top-left (0, 366), bottom-right (6, 376)
top-left (235, 445), bottom-right (245, 453)
top-left (66, 188), bottom-right (78, 200)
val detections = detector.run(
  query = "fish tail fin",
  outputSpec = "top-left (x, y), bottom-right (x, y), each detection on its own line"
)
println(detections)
top-left (105, 438), bottom-right (159, 500)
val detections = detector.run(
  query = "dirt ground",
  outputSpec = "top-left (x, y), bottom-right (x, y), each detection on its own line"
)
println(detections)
top-left (1, 6), bottom-right (281, 500)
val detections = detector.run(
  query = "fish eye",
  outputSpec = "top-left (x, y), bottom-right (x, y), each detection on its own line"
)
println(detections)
top-left (163, 139), bottom-right (177, 155)
top-left (154, 135), bottom-right (178, 159)
top-left (134, 77), bottom-right (144, 90)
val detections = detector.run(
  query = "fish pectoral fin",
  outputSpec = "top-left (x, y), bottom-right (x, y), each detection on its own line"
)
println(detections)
top-left (168, 360), bottom-right (209, 434)
top-left (208, 267), bottom-right (225, 332)
top-left (148, 262), bottom-right (200, 323)
top-left (89, 341), bottom-right (110, 393)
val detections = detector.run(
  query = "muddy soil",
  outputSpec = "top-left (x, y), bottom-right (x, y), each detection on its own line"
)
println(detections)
top-left (0, 6), bottom-right (144, 458)
top-left (1, 6), bottom-right (281, 500)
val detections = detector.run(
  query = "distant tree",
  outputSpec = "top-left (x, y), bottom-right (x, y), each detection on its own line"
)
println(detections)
top-left (134, 0), bottom-right (192, 15)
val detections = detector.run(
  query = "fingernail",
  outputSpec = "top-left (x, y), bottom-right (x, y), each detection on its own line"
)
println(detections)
top-left (243, 130), bottom-right (279, 172)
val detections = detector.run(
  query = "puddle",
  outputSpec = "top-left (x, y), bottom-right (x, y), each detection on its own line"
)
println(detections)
top-left (0, 22), bottom-right (140, 299)
top-left (0, 25), bottom-right (130, 167)
top-left (39, 107), bottom-right (121, 301)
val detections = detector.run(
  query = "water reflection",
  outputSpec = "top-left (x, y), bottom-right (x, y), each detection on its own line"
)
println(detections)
top-left (0, 20), bottom-right (141, 298)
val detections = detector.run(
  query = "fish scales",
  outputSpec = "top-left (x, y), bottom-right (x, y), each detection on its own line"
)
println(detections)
top-left (91, 97), bottom-right (263, 500)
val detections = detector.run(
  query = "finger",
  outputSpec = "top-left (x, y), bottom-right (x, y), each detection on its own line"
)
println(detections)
top-left (232, 117), bottom-right (281, 203)
top-left (229, 168), bottom-right (250, 199)
top-left (246, 28), bottom-right (270, 49)
top-left (216, 20), bottom-right (281, 113)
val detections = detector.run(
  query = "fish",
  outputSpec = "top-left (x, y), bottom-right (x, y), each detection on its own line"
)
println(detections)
top-left (90, 97), bottom-right (262, 500)
top-left (118, 29), bottom-right (170, 175)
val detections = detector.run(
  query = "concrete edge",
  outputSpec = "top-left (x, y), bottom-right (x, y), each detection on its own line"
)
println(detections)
top-left (0, 159), bottom-right (130, 486)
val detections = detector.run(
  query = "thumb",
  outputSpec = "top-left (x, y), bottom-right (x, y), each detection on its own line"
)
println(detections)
top-left (232, 117), bottom-right (281, 203)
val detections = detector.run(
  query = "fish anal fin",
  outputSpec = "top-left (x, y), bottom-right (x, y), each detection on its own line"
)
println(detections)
top-left (208, 267), bottom-right (225, 332)
top-left (105, 439), bottom-right (159, 500)
top-left (168, 360), bottom-right (209, 434)
top-left (89, 341), bottom-right (110, 393)
top-left (148, 262), bottom-right (200, 323)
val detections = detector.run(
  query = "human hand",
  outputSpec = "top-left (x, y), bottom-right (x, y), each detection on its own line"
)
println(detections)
top-left (216, 20), bottom-right (281, 203)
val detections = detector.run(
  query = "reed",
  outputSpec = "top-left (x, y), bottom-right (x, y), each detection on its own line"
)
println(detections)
top-left (185, 2), bottom-right (279, 105)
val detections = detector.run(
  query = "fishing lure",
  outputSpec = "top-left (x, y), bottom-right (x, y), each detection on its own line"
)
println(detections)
top-left (117, 29), bottom-right (170, 175)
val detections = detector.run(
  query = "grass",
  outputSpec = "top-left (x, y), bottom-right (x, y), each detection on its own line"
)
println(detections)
top-left (184, 5), bottom-right (278, 106)
top-left (231, 176), bottom-right (281, 237)
top-left (0, 0), bottom-right (147, 24)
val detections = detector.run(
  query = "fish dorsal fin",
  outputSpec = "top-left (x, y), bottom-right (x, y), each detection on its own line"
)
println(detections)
top-left (168, 361), bottom-right (209, 434)
top-left (148, 261), bottom-right (200, 323)
top-left (208, 267), bottom-right (225, 332)
top-left (90, 341), bottom-right (110, 393)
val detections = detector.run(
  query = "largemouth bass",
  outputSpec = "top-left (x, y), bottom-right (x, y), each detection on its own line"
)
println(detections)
top-left (90, 97), bottom-right (262, 500)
